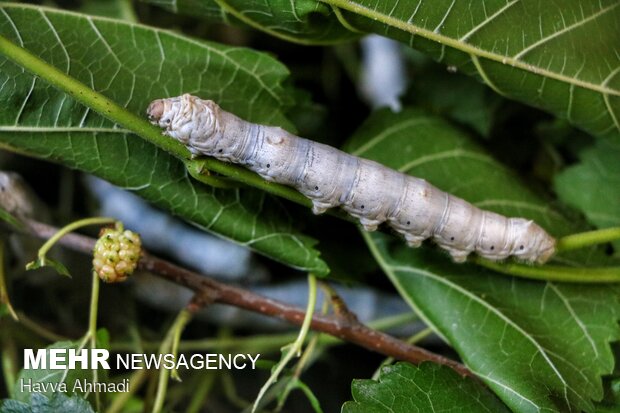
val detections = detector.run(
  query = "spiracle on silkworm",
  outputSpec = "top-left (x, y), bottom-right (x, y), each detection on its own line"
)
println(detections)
top-left (147, 94), bottom-right (556, 264)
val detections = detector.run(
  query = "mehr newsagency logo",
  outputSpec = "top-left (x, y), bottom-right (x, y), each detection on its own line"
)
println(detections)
top-left (20, 348), bottom-right (260, 394)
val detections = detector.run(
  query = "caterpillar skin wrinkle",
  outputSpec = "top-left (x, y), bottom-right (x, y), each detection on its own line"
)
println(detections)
top-left (147, 94), bottom-right (556, 264)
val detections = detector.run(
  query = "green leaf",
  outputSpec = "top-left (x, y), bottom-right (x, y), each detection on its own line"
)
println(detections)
top-left (0, 4), bottom-right (328, 276)
top-left (143, 0), bottom-right (359, 44)
top-left (328, 0), bottom-right (620, 142)
top-left (555, 140), bottom-right (620, 253)
top-left (171, 0), bottom-right (620, 141)
top-left (347, 109), bottom-right (620, 412)
top-left (41, 392), bottom-right (95, 413)
top-left (403, 51), bottom-right (502, 138)
top-left (0, 399), bottom-right (30, 413)
top-left (343, 362), bottom-right (511, 413)
top-left (1, 392), bottom-right (95, 413)
top-left (25, 257), bottom-right (71, 278)
top-left (42, 258), bottom-right (70, 278)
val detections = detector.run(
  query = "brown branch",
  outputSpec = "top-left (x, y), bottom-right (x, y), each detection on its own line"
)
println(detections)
top-left (18, 218), bottom-right (474, 378)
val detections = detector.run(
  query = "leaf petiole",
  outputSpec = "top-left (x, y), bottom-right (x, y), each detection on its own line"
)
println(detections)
top-left (185, 160), bottom-right (242, 189)
top-left (25, 217), bottom-right (116, 276)
top-left (475, 258), bottom-right (620, 283)
top-left (0, 239), bottom-right (18, 320)
top-left (152, 308), bottom-right (193, 413)
top-left (252, 274), bottom-right (317, 413)
top-left (556, 227), bottom-right (620, 252)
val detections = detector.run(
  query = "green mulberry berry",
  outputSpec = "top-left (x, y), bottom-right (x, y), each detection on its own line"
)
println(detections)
top-left (93, 227), bottom-right (141, 283)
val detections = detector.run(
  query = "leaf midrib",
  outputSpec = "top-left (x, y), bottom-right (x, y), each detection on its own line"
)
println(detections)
top-left (0, 126), bottom-right (130, 132)
top-left (321, 0), bottom-right (620, 97)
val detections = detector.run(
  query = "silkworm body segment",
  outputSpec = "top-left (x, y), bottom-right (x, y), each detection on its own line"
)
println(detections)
top-left (147, 94), bottom-right (556, 264)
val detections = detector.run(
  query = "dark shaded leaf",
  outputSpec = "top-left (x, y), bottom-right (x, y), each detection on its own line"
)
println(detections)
top-left (343, 362), bottom-right (510, 413)
top-left (555, 140), bottom-right (620, 253)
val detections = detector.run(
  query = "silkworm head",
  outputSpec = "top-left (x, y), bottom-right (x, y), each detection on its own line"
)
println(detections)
top-left (147, 99), bottom-right (165, 124)
top-left (147, 97), bottom-right (178, 134)
top-left (148, 95), bottom-right (221, 151)
top-left (147, 95), bottom-right (193, 129)
top-left (511, 219), bottom-right (555, 264)
top-left (533, 231), bottom-right (556, 264)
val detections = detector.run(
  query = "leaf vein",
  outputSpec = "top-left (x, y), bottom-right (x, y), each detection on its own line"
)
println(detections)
top-left (390, 265), bottom-right (571, 400)
top-left (513, 2), bottom-right (619, 60)
top-left (460, 0), bottom-right (520, 42)
top-left (320, 0), bottom-right (620, 97)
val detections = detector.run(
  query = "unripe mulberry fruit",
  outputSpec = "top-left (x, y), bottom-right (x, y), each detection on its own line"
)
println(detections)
top-left (93, 227), bottom-right (141, 282)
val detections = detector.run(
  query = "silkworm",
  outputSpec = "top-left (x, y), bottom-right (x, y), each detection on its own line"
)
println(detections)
top-left (146, 94), bottom-right (556, 264)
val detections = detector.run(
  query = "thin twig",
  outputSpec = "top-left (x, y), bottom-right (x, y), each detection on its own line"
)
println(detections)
top-left (16, 218), bottom-right (474, 378)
